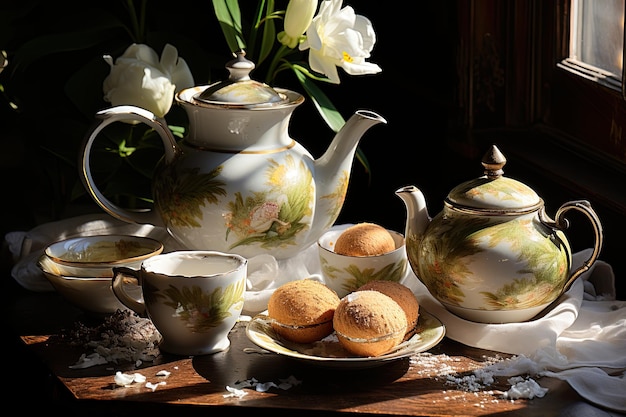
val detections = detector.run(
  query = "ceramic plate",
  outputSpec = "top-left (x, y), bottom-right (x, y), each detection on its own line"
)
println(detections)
top-left (246, 310), bottom-right (445, 369)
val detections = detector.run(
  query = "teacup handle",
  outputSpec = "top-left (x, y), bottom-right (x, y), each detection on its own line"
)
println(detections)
top-left (112, 266), bottom-right (147, 317)
top-left (544, 200), bottom-right (604, 294)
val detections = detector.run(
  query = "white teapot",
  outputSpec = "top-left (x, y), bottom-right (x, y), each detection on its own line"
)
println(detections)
top-left (80, 52), bottom-right (386, 259)
top-left (396, 145), bottom-right (603, 323)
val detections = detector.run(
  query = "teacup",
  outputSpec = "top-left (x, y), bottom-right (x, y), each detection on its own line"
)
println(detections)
top-left (317, 227), bottom-right (408, 298)
top-left (112, 250), bottom-right (247, 356)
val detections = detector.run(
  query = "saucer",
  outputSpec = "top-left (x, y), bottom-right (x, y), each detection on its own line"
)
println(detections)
top-left (246, 309), bottom-right (445, 369)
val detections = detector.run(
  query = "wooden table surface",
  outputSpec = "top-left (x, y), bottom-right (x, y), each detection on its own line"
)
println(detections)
top-left (4, 277), bottom-right (595, 417)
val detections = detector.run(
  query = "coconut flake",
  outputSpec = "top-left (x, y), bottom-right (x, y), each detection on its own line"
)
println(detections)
top-left (146, 381), bottom-right (167, 392)
top-left (114, 371), bottom-right (146, 387)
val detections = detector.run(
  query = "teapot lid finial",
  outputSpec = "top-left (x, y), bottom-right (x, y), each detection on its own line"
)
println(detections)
top-left (225, 50), bottom-right (255, 82)
top-left (194, 50), bottom-right (285, 105)
top-left (482, 144), bottom-right (506, 179)
top-left (446, 144), bottom-right (542, 211)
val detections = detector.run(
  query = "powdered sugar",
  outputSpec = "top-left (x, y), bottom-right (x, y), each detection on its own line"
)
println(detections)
top-left (410, 352), bottom-right (548, 401)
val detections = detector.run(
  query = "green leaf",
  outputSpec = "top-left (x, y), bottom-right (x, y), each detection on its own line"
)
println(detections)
top-left (212, 0), bottom-right (246, 53)
top-left (257, 9), bottom-right (278, 66)
top-left (290, 63), bottom-right (335, 83)
top-left (355, 147), bottom-right (371, 178)
top-left (291, 65), bottom-right (345, 132)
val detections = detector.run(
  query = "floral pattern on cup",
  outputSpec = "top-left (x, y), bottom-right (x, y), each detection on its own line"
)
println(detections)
top-left (320, 256), bottom-right (407, 296)
top-left (112, 250), bottom-right (248, 355)
top-left (144, 279), bottom-right (246, 333)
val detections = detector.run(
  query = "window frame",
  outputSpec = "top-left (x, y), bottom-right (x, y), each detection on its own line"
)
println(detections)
top-left (548, 0), bottom-right (626, 170)
top-left (455, 0), bottom-right (626, 178)
top-left (453, 0), bottom-right (625, 299)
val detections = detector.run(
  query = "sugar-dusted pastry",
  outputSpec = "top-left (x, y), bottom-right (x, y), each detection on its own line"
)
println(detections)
top-left (267, 279), bottom-right (340, 343)
top-left (333, 290), bottom-right (407, 357)
top-left (357, 280), bottom-right (420, 340)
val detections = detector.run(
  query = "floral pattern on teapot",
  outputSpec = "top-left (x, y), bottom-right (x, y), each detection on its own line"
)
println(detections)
top-left (153, 151), bottom-right (351, 252)
top-left (224, 155), bottom-right (314, 250)
top-left (412, 212), bottom-right (570, 311)
top-left (155, 165), bottom-right (227, 228)
top-left (321, 171), bottom-right (349, 230)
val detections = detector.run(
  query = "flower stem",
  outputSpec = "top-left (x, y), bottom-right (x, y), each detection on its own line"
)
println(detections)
top-left (264, 44), bottom-right (291, 84)
top-left (126, 0), bottom-right (140, 42)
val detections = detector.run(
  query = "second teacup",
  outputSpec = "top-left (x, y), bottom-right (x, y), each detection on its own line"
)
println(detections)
top-left (317, 227), bottom-right (408, 298)
top-left (112, 250), bottom-right (247, 356)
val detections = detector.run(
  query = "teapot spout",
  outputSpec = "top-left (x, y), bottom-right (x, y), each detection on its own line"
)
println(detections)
top-left (313, 110), bottom-right (386, 228)
top-left (317, 110), bottom-right (386, 167)
top-left (395, 185), bottom-right (431, 244)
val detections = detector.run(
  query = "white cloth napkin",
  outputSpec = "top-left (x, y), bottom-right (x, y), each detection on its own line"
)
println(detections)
top-left (6, 217), bottom-right (626, 412)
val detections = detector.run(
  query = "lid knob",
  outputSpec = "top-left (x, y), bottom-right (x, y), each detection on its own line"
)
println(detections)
top-left (194, 50), bottom-right (283, 105)
top-left (225, 50), bottom-right (255, 82)
top-left (482, 144), bottom-right (506, 179)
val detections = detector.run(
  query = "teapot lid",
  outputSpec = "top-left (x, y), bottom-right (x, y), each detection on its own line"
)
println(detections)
top-left (446, 145), bottom-right (542, 212)
top-left (194, 51), bottom-right (286, 106)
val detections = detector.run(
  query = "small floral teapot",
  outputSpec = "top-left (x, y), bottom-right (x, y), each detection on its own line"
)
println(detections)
top-left (396, 145), bottom-right (603, 323)
top-left (80, 52), bottom-right (386, 260)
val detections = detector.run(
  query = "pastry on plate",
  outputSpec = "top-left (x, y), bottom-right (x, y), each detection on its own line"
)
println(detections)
top-left (333, 290), bottom-right (407, 357)
top-left (267, 278), bottom-right (340, 343)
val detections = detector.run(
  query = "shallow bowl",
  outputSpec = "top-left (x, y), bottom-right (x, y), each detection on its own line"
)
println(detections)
top-left (43, 234), bottom-right (164, 271)
top-left (38, 235), bottom-right (162, 314)
top-left (39, 266), bottom-right (143, 315)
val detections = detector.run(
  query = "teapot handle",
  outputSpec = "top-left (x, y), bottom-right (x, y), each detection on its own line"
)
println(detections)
top-left (79, 105), bottom-right (180, 227)
top-left (548, 200), bottom-right (604, 294)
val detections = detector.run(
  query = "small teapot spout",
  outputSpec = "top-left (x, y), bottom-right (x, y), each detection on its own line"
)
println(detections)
top-left (395, 185), bottom-right (431, 245)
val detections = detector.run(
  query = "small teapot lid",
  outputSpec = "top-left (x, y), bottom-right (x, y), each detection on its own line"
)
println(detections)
top-left (446, 145), bottom-right (542, 212)
top-left (194, 51), bottom-right (286, 106)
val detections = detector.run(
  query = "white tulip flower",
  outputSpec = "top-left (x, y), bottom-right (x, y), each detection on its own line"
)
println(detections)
top-left (102, 43), bottom-right (194, 118)
top-left (299, 0), bottom-right (381, 84)
top-left (278, 0), bottom-right (318, 48)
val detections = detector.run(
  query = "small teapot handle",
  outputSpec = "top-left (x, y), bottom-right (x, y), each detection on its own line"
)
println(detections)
top-left (544, 200), bottom-right (604, 294)
top-left (79, 105), bottom-right (180, 227)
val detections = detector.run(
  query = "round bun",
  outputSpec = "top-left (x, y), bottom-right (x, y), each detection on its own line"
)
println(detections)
top-left (267, 279), bottom-right (340, 344)
top-left (334, 223), bottom-right (396, 256)
top-left (357, 280), bottom-right (420, 340)
top-left (333, 290), bottom-right (407, 357)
